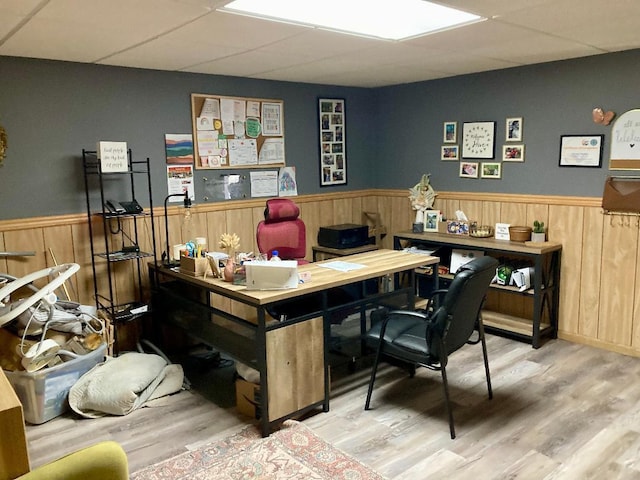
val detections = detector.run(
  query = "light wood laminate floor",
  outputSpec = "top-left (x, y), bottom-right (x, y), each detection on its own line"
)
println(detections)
top-left (24, 334), bottom-right (640, 479)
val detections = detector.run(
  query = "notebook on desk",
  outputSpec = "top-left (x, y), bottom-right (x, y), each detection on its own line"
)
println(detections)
top-left (245, 260), bottom-right (299, 290)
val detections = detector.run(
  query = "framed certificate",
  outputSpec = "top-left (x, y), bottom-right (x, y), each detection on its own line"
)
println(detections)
top-left (559, 134), bottom-right (603, 168)
top-left (462, 121), bottom-right (495, 159)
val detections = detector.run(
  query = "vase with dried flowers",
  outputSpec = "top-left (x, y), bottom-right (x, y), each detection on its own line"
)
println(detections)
top-left (219, 233), bottom-right (240, 282)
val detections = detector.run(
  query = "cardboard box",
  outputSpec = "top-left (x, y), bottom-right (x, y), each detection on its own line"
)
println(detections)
top-left (179, 255), bottom-right (209, 276)
top-left (235, 378), bottom-right (261, 419)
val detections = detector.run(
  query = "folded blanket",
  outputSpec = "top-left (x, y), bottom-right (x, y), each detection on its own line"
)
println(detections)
top-left (68, 352), bottom-right (184, 418)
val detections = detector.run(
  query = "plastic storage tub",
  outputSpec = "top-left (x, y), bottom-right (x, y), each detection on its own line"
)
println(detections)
top-left (4, 343), bottom-right (107, 424)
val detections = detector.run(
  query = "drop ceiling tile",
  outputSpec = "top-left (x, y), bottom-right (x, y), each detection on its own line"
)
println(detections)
top-left (1, 0), bottom-right (640, 87)
top-left (1, 19), bottom-right (119, 62)
top-left (32, 0), bottom-right (209, 37)
top-left (183, 48), bottom-right (309, 77)
top-left (418, 51), bottom-right (520, 76)
top-left (497, 0), bottom-right (640, 51)
top-left (1, 0), bottom-right (211, 61)
top-left (99, 38), bottom-right (245, 71)
top-left (0, 11), bottom-right (23, 39)
top-left (0, 0), bottom-right (44, 15)
top-left (177, 10), bottom-right (311, 49)
top-left (0, 0), bottom-right (45, 40)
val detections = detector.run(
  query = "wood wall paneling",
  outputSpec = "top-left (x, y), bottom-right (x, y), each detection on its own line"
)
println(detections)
top-left (549, 205), bottom-right (584, 336)
top-left (71, 222), bottom-right (95, 305)
top-left (7, 190), bottom-right (640, 358)
top-left (482, 201), bottom-right (502, 229)
top-left (577, 207), bottom-right (604, 339)
top-left (633, 225), bottom-right (640, 349)
top-left (598, 219), bottom-right (638, 346)
top-left (3, 229), bottom-right (46, 284)
top-left (43, 224), bottom-right (78, 301)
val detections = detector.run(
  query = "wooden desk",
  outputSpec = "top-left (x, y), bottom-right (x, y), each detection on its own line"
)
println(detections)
top-left (0, 369), bottom-right (30, 480)
top-left (312, 244), bottom-right (378, 261)
top-left (150, 249), bottom-right (438, 436)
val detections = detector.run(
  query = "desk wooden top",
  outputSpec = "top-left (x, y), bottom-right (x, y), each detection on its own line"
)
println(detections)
top-left (395, 231), bottom-right (562, 255)
top-left (153, 249), bottom-right (438, 306)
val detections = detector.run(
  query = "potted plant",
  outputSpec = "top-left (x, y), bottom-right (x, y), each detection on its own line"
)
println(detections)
top-left (531, 220), bottom-right (546, 242)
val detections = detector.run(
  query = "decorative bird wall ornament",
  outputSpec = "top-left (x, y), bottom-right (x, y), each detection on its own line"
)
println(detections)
top-left (592, 107), bottom-right (615, 126)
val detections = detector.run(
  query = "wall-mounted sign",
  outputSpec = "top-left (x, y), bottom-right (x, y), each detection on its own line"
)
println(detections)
top-left (610, 108), bottom-right (640, 170)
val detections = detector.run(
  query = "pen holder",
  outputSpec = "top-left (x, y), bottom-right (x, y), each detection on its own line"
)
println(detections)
top-left (179, 255), bottom-right (209, 277)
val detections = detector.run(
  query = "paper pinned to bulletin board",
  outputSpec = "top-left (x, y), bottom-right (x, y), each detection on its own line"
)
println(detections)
top-left (191, 93), bottom-right (286, 169)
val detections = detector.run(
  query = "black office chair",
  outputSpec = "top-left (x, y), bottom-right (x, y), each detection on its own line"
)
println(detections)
top-left (364, 255), bottom-right (499, 439)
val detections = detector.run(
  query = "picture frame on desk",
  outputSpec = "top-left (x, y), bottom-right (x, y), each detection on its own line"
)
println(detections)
top-left (424, 210), bottom-right (441, 232)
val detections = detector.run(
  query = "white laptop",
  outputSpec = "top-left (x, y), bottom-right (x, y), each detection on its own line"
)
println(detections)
top-left (245, 260), bottom-right (299, 290)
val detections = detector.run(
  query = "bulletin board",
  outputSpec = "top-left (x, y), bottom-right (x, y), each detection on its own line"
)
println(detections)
top-left (190, 93), bottom-right (286, 170)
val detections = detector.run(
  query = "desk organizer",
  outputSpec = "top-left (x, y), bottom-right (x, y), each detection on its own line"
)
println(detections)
top-left (179, 255), bottom-right (209, 276)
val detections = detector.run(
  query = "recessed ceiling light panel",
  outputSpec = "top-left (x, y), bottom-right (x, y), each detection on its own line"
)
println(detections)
top-left (220, 0), bottom-right (483, 40)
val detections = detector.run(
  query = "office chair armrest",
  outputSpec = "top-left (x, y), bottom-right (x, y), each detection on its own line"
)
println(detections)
top-left (387, 309), bottom-right (429, 319)
top-left (422, 288), bottom-right (448, 313)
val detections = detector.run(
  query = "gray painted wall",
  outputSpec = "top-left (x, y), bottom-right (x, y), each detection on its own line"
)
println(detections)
top-left (0, 56), bottom-right (375, 220)
top-left (1, 49), bottom-right (639, 220)
top-left (374, 48), bottom-right (640, 195)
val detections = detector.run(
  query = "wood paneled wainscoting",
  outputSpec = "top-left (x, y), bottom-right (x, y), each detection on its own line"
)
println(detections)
top-left (0, 190), bottom-right (636, 357)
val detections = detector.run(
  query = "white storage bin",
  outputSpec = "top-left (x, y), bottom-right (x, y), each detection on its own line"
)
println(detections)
top-left (4, 343), bottom-right (106, 424)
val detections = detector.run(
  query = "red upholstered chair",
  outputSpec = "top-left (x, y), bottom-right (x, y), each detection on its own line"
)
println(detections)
top-left (256, 198), bottom-right (309, 264)
top-left (256, 198), bottom-right (355, 324)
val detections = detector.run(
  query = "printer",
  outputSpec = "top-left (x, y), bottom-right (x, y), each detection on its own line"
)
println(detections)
top-left (317, 223), bottom-right (369, 249)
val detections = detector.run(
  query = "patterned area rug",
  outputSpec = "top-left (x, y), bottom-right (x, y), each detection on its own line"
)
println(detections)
top-left (131, 420), bottom-right (385, 479)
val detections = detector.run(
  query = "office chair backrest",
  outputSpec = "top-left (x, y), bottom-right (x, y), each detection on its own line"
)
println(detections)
top-left (428, 256), bottom-right (499, 357)
top-left (256, 198), bottom-right (307, 262)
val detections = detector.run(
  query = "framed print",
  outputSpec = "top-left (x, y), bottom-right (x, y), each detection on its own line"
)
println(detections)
top-left (424, 210), bottom-right (441, 232)
top-left (559, 134), bottom-right (604, 168)
top-left (503, 144), bottom-right (525, 161)
top-left (319, 98), bottom-right (346, 185)
top-left (441, 145), bottom-right (459, 160)
top-left (462, 121), bottom-right (495, 159)
top-left (459, 161), bottom-right (479, 178)
top-left (443, 121), bottom-right (457, 143)
top-left (481, 162), bottom-right (502, 179)
top-left (506, 117), bottom-right (523, 142)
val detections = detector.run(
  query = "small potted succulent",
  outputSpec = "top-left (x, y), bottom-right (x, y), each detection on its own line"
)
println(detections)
top-left (531, 220), bottom-right (546, 242)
